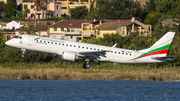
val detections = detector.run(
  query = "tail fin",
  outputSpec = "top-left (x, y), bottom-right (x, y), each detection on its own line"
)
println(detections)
top-left (137, 32), bottom-right (175, 59)
top-left (149, 31), bottom-right (175, 56)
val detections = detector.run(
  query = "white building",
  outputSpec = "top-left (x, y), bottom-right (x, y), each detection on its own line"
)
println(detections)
top-left (1, 20), bottom-right (24, 30)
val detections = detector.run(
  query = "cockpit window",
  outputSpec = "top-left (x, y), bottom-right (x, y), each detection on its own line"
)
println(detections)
top-left (14, 36), bottom-right (22, 39)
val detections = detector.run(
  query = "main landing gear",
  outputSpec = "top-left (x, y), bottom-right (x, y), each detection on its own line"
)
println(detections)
top-left (21, 49), bottom-right (26, 57)
top-left (83, 59), bottom-right (91, 69)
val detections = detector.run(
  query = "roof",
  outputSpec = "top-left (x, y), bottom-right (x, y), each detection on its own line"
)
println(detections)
top-left (0, 22), bottom-right (8, 26)
top-left (162, 18), bottom-right (179, 27)
top-left (16, 25), bottom-right (50, 31)
top-left (49, 20), bottom-right (94, 28)
top-left (97, 22), bottom-right (133, 30)
top-left (91, 19), bottom-right (131, 24)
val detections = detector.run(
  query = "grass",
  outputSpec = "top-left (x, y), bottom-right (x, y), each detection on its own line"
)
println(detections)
top-left (0, 62), bottom-right (180, 81)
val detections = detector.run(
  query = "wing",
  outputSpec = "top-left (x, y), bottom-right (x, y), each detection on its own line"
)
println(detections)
top-left (77, 50), bottom-right (110, 62)
top-left (77, 43), bottom-right (117, 62)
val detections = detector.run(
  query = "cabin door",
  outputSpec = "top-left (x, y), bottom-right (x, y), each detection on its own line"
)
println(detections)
top-left (28, 36), bottom-right (33, 45)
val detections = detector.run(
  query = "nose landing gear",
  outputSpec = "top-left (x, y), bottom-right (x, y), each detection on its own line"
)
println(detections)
top-left (21, 49), bottom-right (26, 57)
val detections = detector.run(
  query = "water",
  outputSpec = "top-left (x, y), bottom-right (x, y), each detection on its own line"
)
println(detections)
top-left (0, 80), bottom-right (180, 101)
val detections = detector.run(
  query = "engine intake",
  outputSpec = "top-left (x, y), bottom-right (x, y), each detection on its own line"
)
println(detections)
top-left (60, 51), bottom-right (78, 62)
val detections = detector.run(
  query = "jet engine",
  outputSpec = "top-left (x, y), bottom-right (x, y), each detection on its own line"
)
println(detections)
top-left (59, 51), bottom-right (79, 62)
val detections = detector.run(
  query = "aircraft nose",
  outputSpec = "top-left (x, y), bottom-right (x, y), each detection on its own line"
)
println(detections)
top-left (5, 40), bottom-right (11, 46)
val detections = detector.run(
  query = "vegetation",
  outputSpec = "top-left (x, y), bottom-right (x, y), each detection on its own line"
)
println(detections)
top-left (19, 25), bottom-right (38, 35)
top-left (6, 0), bottom-right (16, 18)
top-left (70, 6), bottom-right (88, 20)
top-left (0, 63), bottom-right (180, 81)
top-left (86, 0), bottom-right (145, 21)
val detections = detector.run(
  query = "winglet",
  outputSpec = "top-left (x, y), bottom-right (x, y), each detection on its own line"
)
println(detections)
top-left (112, 43), bottom-right (117, 48)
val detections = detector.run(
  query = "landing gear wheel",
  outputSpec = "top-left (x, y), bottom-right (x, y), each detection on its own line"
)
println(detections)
top-left (83, 63), bottom-right (91, 69)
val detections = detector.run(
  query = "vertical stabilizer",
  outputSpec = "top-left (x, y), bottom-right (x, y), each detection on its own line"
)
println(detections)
top-left (136, 32), bottom-right (175, 59)
top-left (149, 32), bottom-right (175, 56)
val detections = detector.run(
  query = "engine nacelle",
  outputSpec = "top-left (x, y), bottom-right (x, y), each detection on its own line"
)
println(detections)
top-left (60, 51), bottom-right (78, 62)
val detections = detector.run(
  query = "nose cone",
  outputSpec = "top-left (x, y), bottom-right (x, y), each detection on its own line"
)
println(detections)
top-left (5, 41), bottom-right (11, 46)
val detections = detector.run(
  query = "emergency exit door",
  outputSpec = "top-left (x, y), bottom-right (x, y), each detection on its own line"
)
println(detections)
top-left (28, 36), bottom-right (33, 45)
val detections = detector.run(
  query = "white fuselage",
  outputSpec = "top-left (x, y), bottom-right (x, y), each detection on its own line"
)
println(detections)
top-left (5, 35), bottom-right (164, 64)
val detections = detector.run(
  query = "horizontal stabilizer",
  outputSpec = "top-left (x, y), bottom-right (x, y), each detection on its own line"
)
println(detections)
top-left (153, 56), bottom-right (175, 61)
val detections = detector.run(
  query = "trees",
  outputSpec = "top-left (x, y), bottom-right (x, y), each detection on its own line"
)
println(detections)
top-left (6, 0), bottom-right (17, 18)
top-left (146, 0), bottom-right (155, 12)
top-left (33, 0), bottom-right (46, 27)
top-left (143, 11), bottom-right (163, 29)
top-left (70, 6), bottom-right (88, 20)
top-left (20, 25), bottom-right (38, 35)
top-left (0, 32), bottom-right (5, 63)
top-left (156, 0), bottom-right (177, 15)
top-left (0, 2), bottom-right (7, 19)
top-left (86, 0), bottom-right (145, 21)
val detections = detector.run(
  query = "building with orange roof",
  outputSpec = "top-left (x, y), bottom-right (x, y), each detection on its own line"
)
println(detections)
top-left (82, 17), bottom-right (151, 38)
top-left (49, 20), bottom-right (94, 42)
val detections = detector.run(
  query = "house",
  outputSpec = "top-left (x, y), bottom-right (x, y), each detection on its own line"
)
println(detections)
top-left (0, 0), bottom-right (23, 5)
top-left (81, 19), bottom-right (133, 40)
top-left (56, 0), bottom-right (94, 15)
top-left (0, 0), bottom-right (7, 3)
top-left (82, 17), bottom-right (152, 38)
top-left (133, 0), bottom-right (148, 7)
top-left (0, 20), bottom-right (24, 30)
top-left (162, 18), bottom-right (179, 27)
top-left (2, 32), bottom-right (16, 41)
top-left (15, 25), bottom-right (50, 37)
top-left (49, 20), bottom-right (94, 41)
top-left (23, 2), bottom-right (61, 19)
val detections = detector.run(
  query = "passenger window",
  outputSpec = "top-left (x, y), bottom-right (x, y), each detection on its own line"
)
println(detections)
top-left (90, 48), bottom-right (92, 50)
top-left (115, 51), bottom-right (117, 53)
top-left (111, 51), bottom-right (113, 53)
top-left (70, 45), bottom-right (72, 47)
top-left (51, 42), bottom-right (53, 44)
top-left (66, 44), bottom-right (68, 46)
top-left (86, 47), bottom-right (88, 49)
top-left (44, 41), bottom-right (46, 43)
top-left (78, 46), bottom-right (80, 48)
top-left (36, 40), bottom-right (38, 42)
top-left (74, 45), bottom-right (76, 47)
top-left (98, 49), bottom-right (99, 51)
top-left (94, 48), bottom-right (96, 50)
top-left (82, 47), bottom-right (84, 49)
top-left (48, 41), bottom-right (49, 43)
top-left (130, 54), bottom-right (131, 56)
top-left (55, 43), bottom-right (57, 44)
top-left (63, 44), bottom-right (64, 46)
top-left (122, 53), bottom-right (124, 55)
top-left (126, 53), bottom-right (128, 55)
top-left (59, 43), bottom-right (61, 45)
top-left (40, 40), bottom-right (42, 42)
top-left (118, 52), bottom-right (120, 54)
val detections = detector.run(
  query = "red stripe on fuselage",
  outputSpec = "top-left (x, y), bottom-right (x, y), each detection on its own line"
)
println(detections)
top-left (138, 49), bottom-right (169, 59)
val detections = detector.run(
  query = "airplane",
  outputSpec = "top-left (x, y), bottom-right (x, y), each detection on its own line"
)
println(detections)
top-left (5, 32), bottom-right (175, 69)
